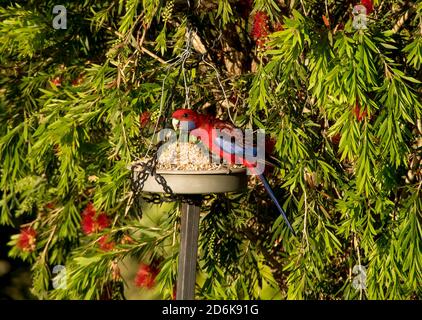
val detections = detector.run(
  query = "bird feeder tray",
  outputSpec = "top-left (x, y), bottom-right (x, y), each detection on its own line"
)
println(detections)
top-left (134, 168), bottom-right (248, 194)
top-left (130, 150), bottom-right (248, 300)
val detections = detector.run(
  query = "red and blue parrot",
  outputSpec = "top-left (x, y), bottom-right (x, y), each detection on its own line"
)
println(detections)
top-left (171, 109), bottom-right (295, 234)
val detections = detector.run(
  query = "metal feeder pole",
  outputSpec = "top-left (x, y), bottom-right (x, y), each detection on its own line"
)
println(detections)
top-left (176, 197), bottom-right (201, 300)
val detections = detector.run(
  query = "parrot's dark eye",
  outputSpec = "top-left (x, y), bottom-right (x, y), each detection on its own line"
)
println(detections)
top-left (183, 113), bottom-right (189, 118)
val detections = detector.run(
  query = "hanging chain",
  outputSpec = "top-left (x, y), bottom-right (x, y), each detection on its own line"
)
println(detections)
top-left (130, 24), bottom-right (214, 209)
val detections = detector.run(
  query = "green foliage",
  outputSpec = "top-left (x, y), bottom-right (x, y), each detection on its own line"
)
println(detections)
top-left (0, 0), bottom-right (421, 300)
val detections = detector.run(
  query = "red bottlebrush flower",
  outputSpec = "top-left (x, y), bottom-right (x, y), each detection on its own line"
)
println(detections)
top-left (352, 100), bottom-right (368, 122)
top-left (81, 203), bottom-right (96, 235)
top-left (98, 235), bottom-right (115, 252)
top-left (273, 22), bottom-right (284, 32)
top-left (81, 213), bottom-right (95, 235)
top-left (45, 202), bottom-right (55, 209)
top-left (81, 202), bottom-right (110, 235)
top-left (96, 213), bottom-right (111, 231)
top-left (139, 111), bottom-right (151, 128)
top-left (361, 0), bottom-right (374, 14)
top-left (71, 75), bottom-right (84, 86)
top-left (17, 227), bottom-right (37, 252)
top-left (172, 285), bottom-right (177, 300)
top-left (331, 133), bottom-right (341, 145)
top-left (121, 234), bottom-right (135, 244)
top-left (82, 202), bottom-right (96, 216)
top-left (251, 11), bottom-right (269, 46)
top-left (135, 263), bottom-right (159, 289)
top-left (51, 77), bottom-right (61, 87)
top-left (322, 15), bottom-right (330, 28)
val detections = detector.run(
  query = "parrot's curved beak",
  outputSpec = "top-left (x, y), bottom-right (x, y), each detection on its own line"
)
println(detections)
top-left (172, 118), bottom-right (180, 130)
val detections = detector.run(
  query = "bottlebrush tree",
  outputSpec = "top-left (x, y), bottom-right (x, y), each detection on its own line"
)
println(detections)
top-left (0, 0), bottom-right (421, 300)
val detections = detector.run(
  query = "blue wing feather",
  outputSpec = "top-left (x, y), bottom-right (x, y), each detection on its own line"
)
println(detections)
top-left (214, 131), bottom-right (257, 158)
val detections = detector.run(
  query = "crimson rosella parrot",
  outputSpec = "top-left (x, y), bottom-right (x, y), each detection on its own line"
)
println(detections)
top-left (171, 109), bottom-right (295, 235)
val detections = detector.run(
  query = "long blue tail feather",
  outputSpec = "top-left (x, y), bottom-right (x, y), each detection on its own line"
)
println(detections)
top-left (257, 174), bottom-right (295, 235)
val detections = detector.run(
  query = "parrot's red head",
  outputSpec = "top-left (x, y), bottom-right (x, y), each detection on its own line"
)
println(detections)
top-left (171, 109), bottom-right (200, 131)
